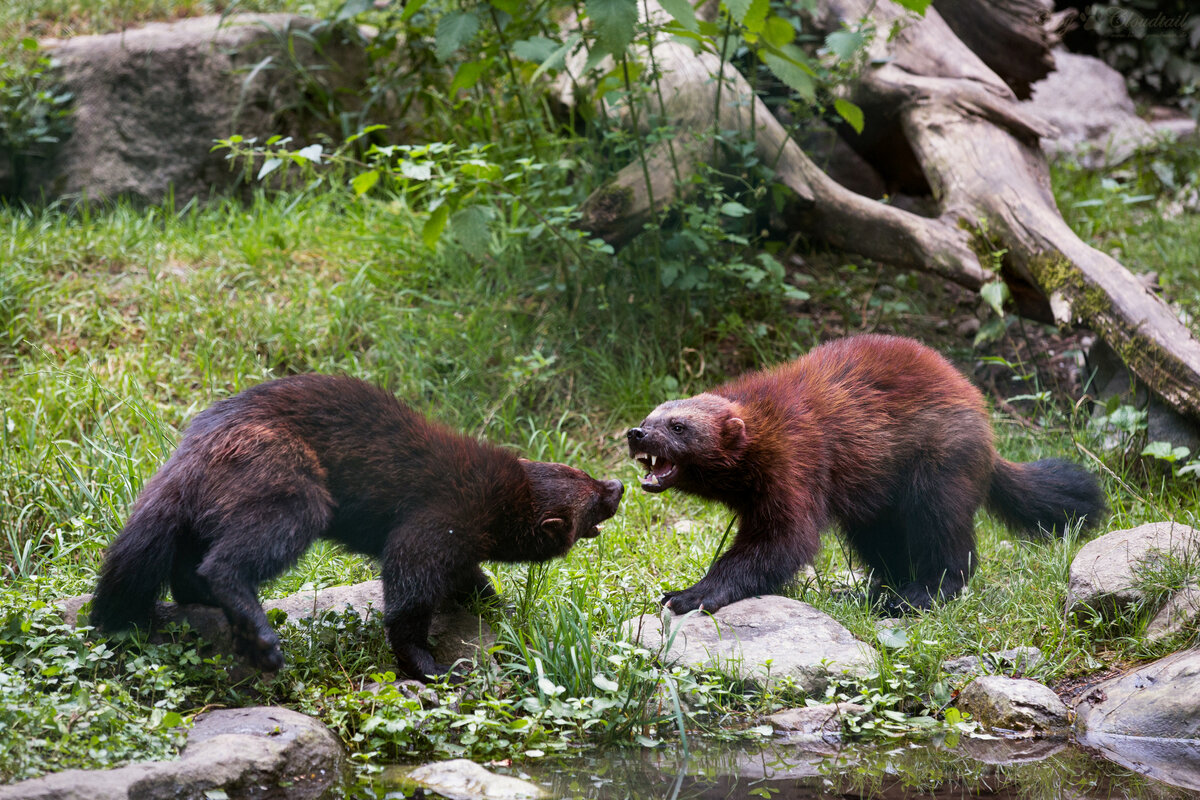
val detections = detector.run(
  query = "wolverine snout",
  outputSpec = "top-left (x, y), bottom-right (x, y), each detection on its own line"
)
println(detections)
top-left (626, 427), bottom-right (646, 445)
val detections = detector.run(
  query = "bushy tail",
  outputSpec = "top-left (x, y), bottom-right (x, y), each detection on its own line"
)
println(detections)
top-left (987, 458), bottom-right (1107, 539)
top-left (90, 482), bottom-right (181, 632)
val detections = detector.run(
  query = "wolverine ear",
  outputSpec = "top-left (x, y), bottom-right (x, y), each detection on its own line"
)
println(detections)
top-left (541, 517), bottom-right (568, 535)
top-left (723, 416), bottom-right (746, 444)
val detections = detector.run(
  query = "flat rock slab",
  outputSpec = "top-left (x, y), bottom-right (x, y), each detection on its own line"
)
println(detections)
top-left (954, 676), bottom-right (1069, 737)
top-left (0, 706), bottom-right (341, 800)
top-left (404, 759), bottom-right (549, 800)
top-left (1067, 521), bottom-right (1200, 617)
top-left (58, 579), bottom-right (495, 675)
top-left (1075, 649), bottom-right (1200, 792)
top-left (623, 595), bottom-right (877, 692)
top-left (766, 702), bottom-right (865, 749)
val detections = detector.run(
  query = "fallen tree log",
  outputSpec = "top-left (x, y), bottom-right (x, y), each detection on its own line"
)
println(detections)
top-left (566, 0), bottom-right (1200, 420)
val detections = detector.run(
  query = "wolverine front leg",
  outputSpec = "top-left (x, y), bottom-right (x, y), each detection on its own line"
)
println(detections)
top-left (381, 521), bottom-right (466, 680)
top-left (664, 509), bottom-right (823, 614)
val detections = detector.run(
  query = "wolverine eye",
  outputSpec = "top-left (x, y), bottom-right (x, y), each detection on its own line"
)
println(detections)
top-left (671, 422), bottom-right (686, 434)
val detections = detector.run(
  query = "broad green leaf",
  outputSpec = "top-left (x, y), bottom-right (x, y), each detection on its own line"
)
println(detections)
top-left (256, 157), bottom-right (282, 180)
top-left (351, 169), bottom-right (380, 196)
top-left (720, 201), bottom-right (751, 217)
top-left (592, 673), bottom-right (619, 692)
top-left (422, 203), bottom-right (450, 249)
top-left (760, 51), bottom-right (815, 101)
top-left (400, 160), bottom-right (432, 180)
top-left (890, 0), bottom-right (932, 14)
top-left (658, 0), bottom-right (699, 32)
top-left (723, 0), bottom-right (751, 25)
top-left (450, 60), bottom-right (490, 94)
top-left (877, 625), bottom-right (909, 649)
top-left (530, 32), bottom-right (581, 83)
top-left (491, 0), bottom-right (523, 14)
top-left (512, 36), bottom-right (560, 64)
top-left (825, 29), bottom-right (865, 61)
top-left (587, 0), bottom-right (638, 57)
top-left (741, 0), bottom-right (769, 34)
top-left (21, 37), bottom-right (38, 50)
top-left (459, 160), bottom-right (502, 181)
top-left (761, 15), bottom-right (796, 48)
top-left (334, 0), bottom-right (373, 23)
top-left (980, 279), bottom-right (1009, 317)
top-left (834, 97), bottom-right (864, 134)
top-left (296, 143), bottom-right (323, 162)
top-left (435, 10), bottom-right (480, 62)
top-left (450, 205), bottom-right (492, 253)
top-left (1142, 441), bottom-right (1190, 462)
top-left (399, 0), bottom-right (427, 22)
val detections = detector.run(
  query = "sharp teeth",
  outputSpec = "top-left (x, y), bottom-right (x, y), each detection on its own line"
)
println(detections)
top-left (651, 455), bottom-right (658, 468)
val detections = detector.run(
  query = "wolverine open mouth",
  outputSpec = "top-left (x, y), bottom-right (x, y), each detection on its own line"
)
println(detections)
top-left (634, 453), bottom-right (677, 492)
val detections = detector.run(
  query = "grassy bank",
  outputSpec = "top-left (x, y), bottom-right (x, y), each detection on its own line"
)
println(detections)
top-left (3, 0), bottom-right (1200, 790)
top-left (2, 140), bottom-right (1199, 784)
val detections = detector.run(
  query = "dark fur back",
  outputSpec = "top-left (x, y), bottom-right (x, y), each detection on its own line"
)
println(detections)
top-left (90, 478), bottom-right (182, 631)
top-left (987, 458), bottom-right (1106, 538)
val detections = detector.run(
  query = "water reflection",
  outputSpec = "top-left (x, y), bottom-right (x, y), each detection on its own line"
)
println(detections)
top-left (376, 734), bottom-right (1198, 800)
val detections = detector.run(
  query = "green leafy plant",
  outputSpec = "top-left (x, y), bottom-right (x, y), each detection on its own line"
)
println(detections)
top-left (0, 38), bottom-right (72, 195)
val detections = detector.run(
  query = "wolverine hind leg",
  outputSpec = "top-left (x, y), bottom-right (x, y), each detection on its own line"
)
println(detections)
top-left (848, 450), bottom-right (988, 614)
top-left (194, 491), bottom-right (331, 671)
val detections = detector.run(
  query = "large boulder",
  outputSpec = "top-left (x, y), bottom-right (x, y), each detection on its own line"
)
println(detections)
top-left (622, 595), bottom-right (877, 693)
top-left (954, 676), bottom-right (1069, 737)
top-left (1075, 649), bottom-right (1200, 792)
top-left (1066, 521), bottom-right (1200, 618)
top-left (9, 14), bottom-right (369, 204)
top-left (1023, 49), bottom-right (1157, 166)
top-left (0, 706), bottom-right (341, 800)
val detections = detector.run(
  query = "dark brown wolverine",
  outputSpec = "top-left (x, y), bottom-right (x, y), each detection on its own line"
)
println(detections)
top-left (627, 334), bottom-right (1105, 614)
top-left (92, 374), bottom-right (624, 679)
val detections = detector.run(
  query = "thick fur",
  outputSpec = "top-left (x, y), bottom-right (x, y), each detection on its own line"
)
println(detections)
top-left (627, 334), bottom-right (1106, 614)
top-left (92, 374), bottom-right (624, 679)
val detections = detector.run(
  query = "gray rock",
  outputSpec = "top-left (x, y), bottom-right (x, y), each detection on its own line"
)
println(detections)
top-left (13, 14), bottom-right (369, 204)
top-left (1066, 522), bottom-right (1200, 617)
top-left (954, 676), bottom-right (1069, 736)
top-left (941, 646), bottom-right (1044, 679)
top-left (0, 706), bottom-right (341, 800)
top-left (622, 596), bottom-right (877, 692)
top-left (957, 736), bottom-right (1067, 765)
top-left (405, 759), bottom-right (549, 800)
top-left (58, 579), bottom-right (496, 673)
top-left (1023, 49), bottom-right (1159, 167)
top-left (765, 702), bottom-right (865, 745)
top-left (1075, 649), bottom-right (1200, 792)
top-left (1145, 583), bottom-right (1200, 644)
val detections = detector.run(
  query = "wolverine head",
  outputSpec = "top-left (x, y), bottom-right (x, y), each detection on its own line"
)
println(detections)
top-left (519, 460), bottom-right (624, 557)
top-left (626, 393), bottom-right (748, 494)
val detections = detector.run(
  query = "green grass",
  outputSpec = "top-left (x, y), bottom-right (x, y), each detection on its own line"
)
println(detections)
top-left (3, 0), bottom-right (1200, 787)
top-left (1, 169), bottom-right (1197, 783)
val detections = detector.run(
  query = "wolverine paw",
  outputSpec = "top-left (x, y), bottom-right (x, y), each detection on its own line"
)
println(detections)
top-left (239, 633), bottom-right (284, 672)
top-left (661, 585), bottom-right (728, 615)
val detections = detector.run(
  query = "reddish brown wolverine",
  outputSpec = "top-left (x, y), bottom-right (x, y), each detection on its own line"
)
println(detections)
top-left (627, 334), bottom-right (1105, 614)
top-left (92, 374), bottom-right (624, 680)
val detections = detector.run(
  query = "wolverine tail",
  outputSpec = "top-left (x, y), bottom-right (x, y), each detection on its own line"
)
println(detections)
top-left (987, 458), bottom-right (1107, 539)
top-left (90, 482), bottom-right (181, 632)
